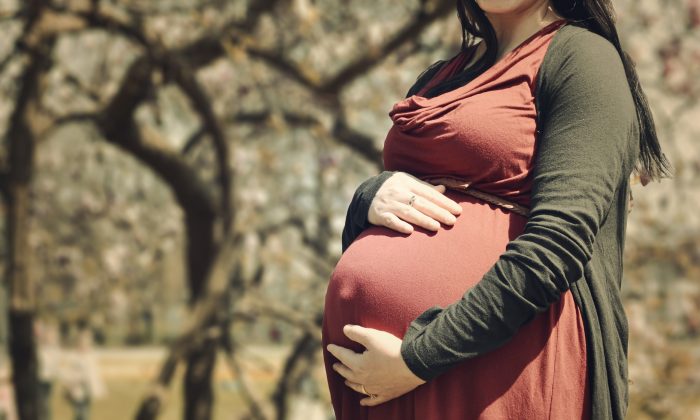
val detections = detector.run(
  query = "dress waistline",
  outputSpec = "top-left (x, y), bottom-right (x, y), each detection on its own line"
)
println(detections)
top-left (419, 175), bottom-right (530, 218)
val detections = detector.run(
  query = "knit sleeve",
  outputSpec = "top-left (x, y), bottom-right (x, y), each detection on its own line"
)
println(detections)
top-left (399, 26), bottom-right (639, 381)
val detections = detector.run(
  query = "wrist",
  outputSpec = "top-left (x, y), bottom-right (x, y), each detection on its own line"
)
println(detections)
top-left (358, 170), bottom-right (396, 228)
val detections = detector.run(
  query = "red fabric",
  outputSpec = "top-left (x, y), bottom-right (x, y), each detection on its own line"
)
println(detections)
top-left (322, 19), bottom-right (590, 419)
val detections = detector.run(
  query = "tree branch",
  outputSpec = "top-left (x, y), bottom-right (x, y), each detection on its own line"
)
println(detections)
top-left (162, 53), bottom-right (233, 233)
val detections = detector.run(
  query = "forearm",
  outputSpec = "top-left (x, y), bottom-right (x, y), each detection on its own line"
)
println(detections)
top-left (399, 216), bottom-right (607, 380)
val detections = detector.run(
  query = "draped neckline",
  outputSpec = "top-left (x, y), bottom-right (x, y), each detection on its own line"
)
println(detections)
top-left (392, 18), bottom-right (569, 111)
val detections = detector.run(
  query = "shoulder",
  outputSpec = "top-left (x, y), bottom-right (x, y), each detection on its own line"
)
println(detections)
top-left (537, 22), bottom-right (635, 115)
top-left (545, 23), bottom-right (624, 70)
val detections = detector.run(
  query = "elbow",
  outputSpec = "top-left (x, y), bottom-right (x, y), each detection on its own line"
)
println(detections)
top-left (507, 215), bottom-right (597, 295)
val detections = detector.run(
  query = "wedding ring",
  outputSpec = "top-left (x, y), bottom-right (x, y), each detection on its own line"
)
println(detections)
top-left (360, 384), bottom-right (378, 399)
top-left (408, 194), bottom-right (417, 207)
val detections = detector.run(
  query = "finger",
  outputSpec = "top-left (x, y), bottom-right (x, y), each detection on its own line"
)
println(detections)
top-left (379, 212), bottom-right (414, 234)
top-left (408, 193), bottom-right (458, 226)
top-left (391, 202), bottom-right (443, 232)
top-left (413, 182), bottom-right (463, 215)
top-left (332, 362), bottom-right (358, 382)
top-left (326, 344), bottom-right (361, 370)
top-left (343, 324), bottom-right (372, 348)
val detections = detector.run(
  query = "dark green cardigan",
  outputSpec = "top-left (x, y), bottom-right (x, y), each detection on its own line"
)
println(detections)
top-left (340, 22), bottom-right (639, 420)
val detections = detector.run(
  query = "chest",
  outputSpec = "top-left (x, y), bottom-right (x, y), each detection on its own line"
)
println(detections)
top-left (382, 77), bottom-right (539, 185)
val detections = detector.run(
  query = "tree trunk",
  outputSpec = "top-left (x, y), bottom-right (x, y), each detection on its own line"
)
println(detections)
top-left (5, 181), bottom-right (40, 419)
top-left (5, 61), bottom-right (41, 420)
top-left (5, 112), bottom-right (41, 420)
top-left (183, 214), bottom-right (218, 420)
top-left (7, 313), bottom-right (40, 420)
top-left (94, 52), bottom-right (223, 420)
top-left (184, 342), bottom-right (217, 420)
top-left (4, 5), bottom-right (50, 411)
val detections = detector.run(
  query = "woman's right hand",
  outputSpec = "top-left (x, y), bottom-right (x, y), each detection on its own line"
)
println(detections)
top-left (368, 172), bottom-right (463, 234)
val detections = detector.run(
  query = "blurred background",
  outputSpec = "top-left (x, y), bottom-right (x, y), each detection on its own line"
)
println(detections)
top-left (0, 0), bottom-right (697, 419)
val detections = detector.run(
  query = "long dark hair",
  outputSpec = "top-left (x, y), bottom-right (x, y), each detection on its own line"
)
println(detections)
top-left (410, 0), bottom-right (672, 181)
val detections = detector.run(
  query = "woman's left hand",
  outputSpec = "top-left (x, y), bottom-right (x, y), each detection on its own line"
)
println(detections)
top-left (326, 324), bottom-right (427, 406)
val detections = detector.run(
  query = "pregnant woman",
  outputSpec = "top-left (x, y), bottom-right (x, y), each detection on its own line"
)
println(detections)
top-left (322, 0), bottom-right (671, 419)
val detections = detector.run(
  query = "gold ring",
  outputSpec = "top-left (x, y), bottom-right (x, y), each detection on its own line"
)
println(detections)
top-left (408, 194), bottom-right (416, 207)
top-left (361, 384), bottom-right (378, 399)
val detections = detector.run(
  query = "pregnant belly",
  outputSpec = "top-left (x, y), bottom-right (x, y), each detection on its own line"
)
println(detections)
top-left (324, 190), bottom-right (527, 343)
top-left (322, 190), bottom-right (590, 419)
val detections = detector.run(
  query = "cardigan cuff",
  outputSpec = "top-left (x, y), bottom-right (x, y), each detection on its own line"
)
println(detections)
top-left (400, 335), bottom-right (437, 382)
top-left (400, 304), bottom-right (446, 382)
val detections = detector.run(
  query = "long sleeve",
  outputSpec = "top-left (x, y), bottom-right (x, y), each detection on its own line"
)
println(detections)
top-left (399, 27), bottom-right (640, 381)
top-left (341, 170), bottom-right (395, 253)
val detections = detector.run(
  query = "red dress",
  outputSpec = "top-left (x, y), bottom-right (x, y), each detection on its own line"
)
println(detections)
top-left (322, 19), bottom-right (590, 419)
